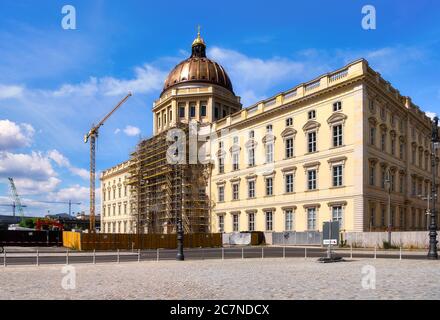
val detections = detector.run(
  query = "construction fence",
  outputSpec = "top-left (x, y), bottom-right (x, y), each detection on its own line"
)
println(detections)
top-left (63, 231), bottom-right (222, 251)
top-left (1, 230), bottom-right (63, 247)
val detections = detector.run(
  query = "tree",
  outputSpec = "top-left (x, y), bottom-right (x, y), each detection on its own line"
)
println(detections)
top-left (19, 218), bottom-right (36, 229)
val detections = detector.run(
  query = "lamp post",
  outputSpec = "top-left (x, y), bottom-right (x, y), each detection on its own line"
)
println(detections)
top-left (428, 116), bottom-right (439, 259)
top-left (385, 168), bottom-right (392, 244)
top-left (174, 162), bottom-right (184, 261)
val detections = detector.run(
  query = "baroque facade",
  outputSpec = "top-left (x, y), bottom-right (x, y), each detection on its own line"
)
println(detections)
top-left (101, 31), bottom-right (440, 234)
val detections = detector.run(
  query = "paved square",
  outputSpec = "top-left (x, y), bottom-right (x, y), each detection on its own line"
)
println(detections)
top-left (0, 258), bottom-right (439, 299)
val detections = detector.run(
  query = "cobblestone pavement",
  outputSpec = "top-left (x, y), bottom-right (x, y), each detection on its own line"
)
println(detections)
top-left (0, 258), bottom-right (439, 300)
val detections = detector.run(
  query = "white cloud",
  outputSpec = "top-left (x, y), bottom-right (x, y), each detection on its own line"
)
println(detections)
top-left (336, 46), bottom-right (427, 75)
top-left (50, 185), bottom-right (89, 203)
top-left (0, 84), bottom-right (24, 99)
top-left (12, 177), bottom-right (61, 195)
top-left (426, 111), bottom-right (437, 120)
top-left (0, 151), bottom-right (56, 181)
top-left (123, 125), bottom-right (141, 137)
top-left (52, 77), bottom-right (98, 97)
top-left (47, 149), bottom-right (70, 167)
top-left (0, 119), bottom-right (35, 150)
top-left (49, 64), bottom-right (167, 98)
top-left (0, 151), bottom-right (61, 195)
top-left (48, 149), bottom-right (88, 180)
top-left (208, 47), bottom-right (327, 106)
top-left (114, 128), bottom-right (121, 134)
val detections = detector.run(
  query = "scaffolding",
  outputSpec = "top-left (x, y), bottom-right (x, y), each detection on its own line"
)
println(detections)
top-left (127, 123), bottom-right (211, 234)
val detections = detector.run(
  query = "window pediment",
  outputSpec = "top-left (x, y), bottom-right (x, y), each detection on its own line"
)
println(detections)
top-left (368, 116), bottom-right (378, 126)
top-left (229, 145), bottom-right (241, 153)
top-left (216, 149), bottom-right (226, 157)
top-left (327, 112), bottom-right (347, 125)
top-left (302, 120), bottom-right (320, 132)
top-left (262, 134), bottom-right (276, 144)
top-left (245, 139), bottom-right (258, 149)
top-left (281, 128), bottom-right (297, 138)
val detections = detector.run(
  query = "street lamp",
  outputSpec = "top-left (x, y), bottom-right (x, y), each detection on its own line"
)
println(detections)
top-left (385, 168), bottom-right (392, 244)
top-left (428, 116), bottom-right (439, 259)
top-left (418, 194), bottom-right (432, 231)
top-left (174, 162), bottom-right (184, 261)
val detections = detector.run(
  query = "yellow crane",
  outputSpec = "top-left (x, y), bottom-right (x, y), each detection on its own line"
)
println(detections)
top-left (84, 92), bottom-right (132, 232)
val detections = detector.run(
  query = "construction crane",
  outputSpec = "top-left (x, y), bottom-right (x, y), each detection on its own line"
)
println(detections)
top-left (7, 178), bottom-right (25, 220)
top-left (0, 203), bottom-right (28, 216)
top-left (84, 92), bottom-right (132, 232)
top-left (34, 200), bottom-right (81, 216)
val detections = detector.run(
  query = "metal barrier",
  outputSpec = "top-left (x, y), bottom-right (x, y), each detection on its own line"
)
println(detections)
top-left (0, 245), bottom-right (425, 267)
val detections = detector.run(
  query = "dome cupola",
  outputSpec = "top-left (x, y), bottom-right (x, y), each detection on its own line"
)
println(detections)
top-left (162, 28), bottom-right (234, 96)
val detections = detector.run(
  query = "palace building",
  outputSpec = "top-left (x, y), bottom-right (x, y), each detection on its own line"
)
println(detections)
top-left (101, 30), bottom-right (440, 235)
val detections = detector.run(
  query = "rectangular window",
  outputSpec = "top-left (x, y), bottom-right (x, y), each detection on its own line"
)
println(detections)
top-left (266, 143), bottom-right (274, 163)
top-left (232, 152), bottom-right (239, 171)
top-left (285, 138), bottom-right (294, 158)
top-left (214, 105), bottom-right (219, 119)
top-left (248, 213), bottom-right (255, 231)
top-left (333, 124), bottom-right (343, 147)
top-left (200, 101), bottom-right (207, 117)
top-left (308, 131), bottom-right (317, 153)
top-left (333, 101), bottom-right (342, 112)
top-left (370, 127), bottom-right (376, 146)
top-left (218, 157), bottom-right (224, 174)
top-left (332, 206), bottom-right (343, 227)
top-left (370, 206), bottom-right (375, 228)
top-left (381, 206), bottom-right (386, 226)
top-left (248, 148), bottom-right (255, 167)
top-left (381, 133), bottom-right (386, 151)
top-left (399, 142), bottom-right (404, 159)
top-left (286, 117), bottom-right (293, 126)
top-left (179, 103), bottom-right (185, 118)
top-left (218, 186), bottom-right (225, 202)
top-left (233, 214), bottom-right (239, 232)
top-left (285, 174), bottom-right (294, 193)
top-left (381, 169), bottom-right (386, 189)
top-left (248, 180), bottom-right (255, 198)
top-left (266, 124), bottom-right (273, 132)
top-left (190, 103), bottom-right (196, 118)
top-left (333, 165), bottom-right (343, 187)
top-left (218, 215), bottom-right (224, 233)
top-left (249, 130), bottom-right (255, 139)
top-left (285, 210), bottom-right (293, 231)
top-left (399, 175), bottom-right (404, 194)
top-left (169, 109), bottom-right (172, 122)
top-left (308, 110), bottom-right (316, 120)
top-left (369, 166), bottom-right (375, 186)
top-left (391, 138), bottom-right (396, 155)
top-left (232, 184), bottom-right (239, 200)
top-left (265, 177), bottom-right (273, 196)
top-left (124, 204), bottom-right (127, 215)
top-left (265, 211), bottom-right (273, 231)
top-left (307, 208), bottom-right (317, 230)
top-left (308, 169), bottom-right (317, 190)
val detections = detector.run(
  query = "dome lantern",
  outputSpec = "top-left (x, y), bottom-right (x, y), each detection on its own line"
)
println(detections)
top-left (191, 26), bottom-right (206, 58)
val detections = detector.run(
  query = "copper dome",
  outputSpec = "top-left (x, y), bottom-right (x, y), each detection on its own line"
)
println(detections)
top-left (161, 31), bottom-right (234, 96)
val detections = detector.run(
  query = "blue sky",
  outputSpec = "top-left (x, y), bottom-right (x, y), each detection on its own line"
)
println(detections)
top-left (0, 0), bottom-right (440, 216)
